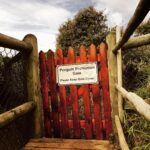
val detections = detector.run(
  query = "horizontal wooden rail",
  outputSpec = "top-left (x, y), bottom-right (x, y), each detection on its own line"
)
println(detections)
top-left (0, 33), bottom-right (32, 53)
top-left (0, 101), bottom-right (36, 128)
top-left (123, 33), bottom-right (150, 49)
top-left (112, 0), bottom-right (150, 54)
top-left (116, 84), bottom-right (150, 121)
top-left (115, 115), bottom-right (129, 150)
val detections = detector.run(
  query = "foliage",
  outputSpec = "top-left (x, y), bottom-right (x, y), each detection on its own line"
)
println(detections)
top-left (135, 19), bottom-right (150, 36)
top-left (56, 6), bottom-right (108, 55)
top-left (123, 110), bottom-right (150, 150)
top-left (123, 44), bottom-right (150, 98)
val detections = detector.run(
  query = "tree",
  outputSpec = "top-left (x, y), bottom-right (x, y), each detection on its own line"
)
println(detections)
top-left (56, 6), bottom-right (108, 55)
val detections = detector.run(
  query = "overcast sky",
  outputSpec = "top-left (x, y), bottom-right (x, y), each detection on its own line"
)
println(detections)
top-left (0, 0), bottom-right (149, 51)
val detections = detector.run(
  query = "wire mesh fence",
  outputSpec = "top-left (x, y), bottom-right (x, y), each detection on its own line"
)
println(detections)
top-left (0, 47), bottom-right (33, 150)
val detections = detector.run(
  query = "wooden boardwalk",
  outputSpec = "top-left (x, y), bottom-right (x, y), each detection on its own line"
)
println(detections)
top-left (23, 138), bottom-right (114, 150)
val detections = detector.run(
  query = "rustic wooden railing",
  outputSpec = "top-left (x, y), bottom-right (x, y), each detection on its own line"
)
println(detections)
top-left (0, 33), bottom-right (43, 138)
top-left (107, 0), bottom-right (150, 149)
top-left (0, 101), bottom-right (35, 128)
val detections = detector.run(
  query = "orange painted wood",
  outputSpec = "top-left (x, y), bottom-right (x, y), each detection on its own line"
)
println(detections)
top-left (99, 43), bottom-right (112, 139)
top-left (89, 44), bottom-right (102, 139)
top-left (68, 47), bottom-right (80, 138)
top-left (39, 51), bottom-right (51, 137)
top-left (79, 45), bottom-right (93, 139)
top-left (47, 50), bottom-right (60, 138)
top-left (68, 119), bottom-right (105, 129)
top-left (56, 48), bottom-right (69, 138)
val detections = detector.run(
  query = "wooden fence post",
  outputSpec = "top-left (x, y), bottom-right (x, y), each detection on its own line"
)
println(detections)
top-left (106, 32), bottom-right (118, 138)
top-left (23, 34), bottom-right (43, 138)
top-left (116, 26), bottom-right (124, 122)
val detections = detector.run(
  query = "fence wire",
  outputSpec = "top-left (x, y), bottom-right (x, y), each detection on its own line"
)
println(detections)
top-left (0, 47), bottom-right (33, 150)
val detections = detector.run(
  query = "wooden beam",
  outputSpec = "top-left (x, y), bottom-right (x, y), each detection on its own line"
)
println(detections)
top-left (0, 33), bottom-right (32, 53)
top-left (113, 0), bottom-right (150, 54)
top-left (116, 26), bottom-right (124, 122)
top-left (116, 84), bottom-right (150, 121)
top-left (23, 34), bottom-right (44, 138)
top-left (0, 102), bottom-right (35, 128)
top-left (115, 115), bottom-right (129, 150)
top-left (106, 32), bottom-right (118, 138)
top-left (123, 33), bottom-right (150, 49)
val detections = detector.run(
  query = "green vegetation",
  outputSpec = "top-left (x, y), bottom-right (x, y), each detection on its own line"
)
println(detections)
top-left (123, 19), bottom-right (150, 149)
top-left (56, 6), bottom-right (108, 55)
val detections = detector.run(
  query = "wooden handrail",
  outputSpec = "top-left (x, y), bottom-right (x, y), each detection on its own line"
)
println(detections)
top-left (112, 0), bottom-right (150, 54)
top-left (0, 33), bottom-right (32, 53)
top-left (115, 84), bottom-right (150, 121)
top-left (123, 33), bottom-right (150, 49)
top-left (115, 115), bottom-right (129, 150)
top-left (0, 101), bottom-right (36, 128)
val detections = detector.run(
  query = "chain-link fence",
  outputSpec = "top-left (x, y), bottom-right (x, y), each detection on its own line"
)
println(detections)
top-left (0, 47), bottom-right (33, 150)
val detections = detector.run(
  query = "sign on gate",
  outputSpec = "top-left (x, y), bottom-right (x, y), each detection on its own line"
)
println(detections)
top-left (57, 62), bottom-right (98, 85)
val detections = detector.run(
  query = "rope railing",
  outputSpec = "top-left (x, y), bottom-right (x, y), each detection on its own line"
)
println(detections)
top-left (0, 33), bottom-right (32, 53)
top-left (112, 0), bottom-right (150, 54)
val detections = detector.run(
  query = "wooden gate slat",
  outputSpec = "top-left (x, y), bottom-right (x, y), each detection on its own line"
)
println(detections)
top-left (39, 51), bottom-right (51, 137)
top-left (68, 47), bottom-right (80, 138)
top-left (47, 50), bottom-right (60, 138)
top-left (99, 43), bottom-right (112, 139)
top-left (79, 45), bottom-right (93, 139)
top-left (89, 44), bottom-right (102, 139)
top-left (56, 48), bottom-right (69, 138)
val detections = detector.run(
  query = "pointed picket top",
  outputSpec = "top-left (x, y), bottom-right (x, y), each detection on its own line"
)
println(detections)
top-left (89, 44), bottom-right (97, 62)
top-left (56, 48), bottom-right (63, 65)
top-left (79, 45), bottom-right (87, 62)
top-left (68, 47), bottom-right (75, 64)
top-left (47, 49), bottom-right (54, 59)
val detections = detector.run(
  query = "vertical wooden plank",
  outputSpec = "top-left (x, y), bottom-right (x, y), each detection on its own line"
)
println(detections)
top-left (47, 50), bottom-right (60, 138)
top-left (106, 32), bottom-right (118, 139)
top-left (79, 45), bottom-right (93, 139)
top-left (39, 51), bottom-right (51, 137)
top-left (68, 47), bottom-right (80, 138)
top-left (116, 26), bottom-right (124, 122)
top-left (89, 44), bottom-right (102, 139)
top-left (99, 43), bottom-right (112, 139)
top-left (23, 34), bottom-right (43, 138)
top-left (56, 48), bottom-right (69, 138)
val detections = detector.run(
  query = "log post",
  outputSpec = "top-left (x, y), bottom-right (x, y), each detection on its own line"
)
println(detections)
top-left (106, 32), bottom-right (118, 138)
top-left (23, 34), bottom-right (43, 138)
top-left (115, 115), bottom-right (129, 150)
top-left (116, 26), bottom-right (124, 122)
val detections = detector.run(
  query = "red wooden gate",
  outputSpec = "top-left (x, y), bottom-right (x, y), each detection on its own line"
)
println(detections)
top-left (39, 43), bottom-right (112, 140)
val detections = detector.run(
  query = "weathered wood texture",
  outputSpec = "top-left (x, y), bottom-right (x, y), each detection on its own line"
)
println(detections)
top-left (99, 43), bottom-right (112, 139)
top-left (0, 102), bottom-right (35, 128)
top-left (47, 50), bottom-right (60, 138)
top-left (23, 138), bottom-right (114, 150)
top-left (0, 33), bottom-right (32, 52)
top-left (106, 32), bottom-right (118, 137)
top-left (116, 26), bottom-right (124, 122)
top-left (39, 43), bottom-right (112, 139)
top-left (115, 115), bottom-right (129, 150)
top-left (23, 34), bottom-right (43, 138)
top-left (113, 0), bottom-right (150, 53)
top-left (39, 51), bottom-right (51, 137)
top-left (123, 33), bottom-right (150, 49)
top-left (116, 84), bottom-right (150, 121)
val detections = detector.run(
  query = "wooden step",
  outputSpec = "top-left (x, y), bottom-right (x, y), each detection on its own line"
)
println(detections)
top-left (23, 138), bottom-right (114, 150)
